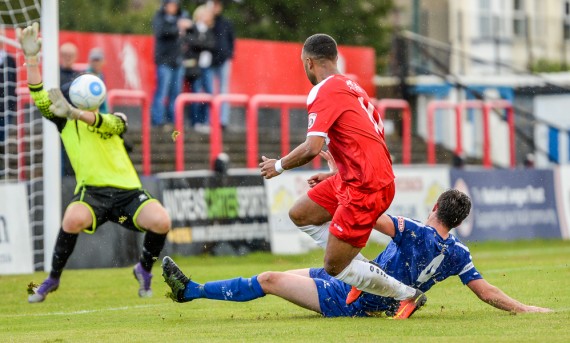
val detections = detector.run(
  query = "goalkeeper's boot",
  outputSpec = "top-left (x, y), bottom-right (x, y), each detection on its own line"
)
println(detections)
top-left (28, 277), bottom-right (59, 303)
top-left (162, 256), bottom-right (191, 303)
top-left (392, 289), bottom-right (427, 319)
top-left (133, 263), bottom-right (153, 298)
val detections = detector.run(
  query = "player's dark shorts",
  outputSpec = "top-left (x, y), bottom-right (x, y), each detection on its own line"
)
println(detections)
top-left (70, 186), bottom-right (159, 234)
top-left (309, 268), bottom-right (396, 318)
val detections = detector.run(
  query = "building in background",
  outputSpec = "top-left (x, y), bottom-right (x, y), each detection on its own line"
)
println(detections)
top-left (384, 0), bottom-right (570, 167)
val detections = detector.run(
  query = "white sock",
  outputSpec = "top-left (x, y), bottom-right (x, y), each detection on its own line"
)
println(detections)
top-left (299, 222), bottom-right (369, 262)
top-left (299, 223), bottom-right (330, 249)
top-left (335, 259), bottom-right (416, 300)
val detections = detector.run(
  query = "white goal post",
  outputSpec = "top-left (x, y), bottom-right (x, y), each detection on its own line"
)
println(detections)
top-left (0, 0), bottom-right (60, 272)
top-left (41, 0), bottom-right (61, 272)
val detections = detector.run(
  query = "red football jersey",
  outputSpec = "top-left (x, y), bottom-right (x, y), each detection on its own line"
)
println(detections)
top-left (306, 74), bottom-right (394, 191)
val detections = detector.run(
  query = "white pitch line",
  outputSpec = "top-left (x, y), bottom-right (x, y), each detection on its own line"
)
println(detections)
top-left (0, 303), bottom-right (169, 318)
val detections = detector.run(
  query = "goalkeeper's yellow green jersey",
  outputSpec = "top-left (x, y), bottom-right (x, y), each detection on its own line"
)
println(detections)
top-left (29, 83), bottom-right (142, 193)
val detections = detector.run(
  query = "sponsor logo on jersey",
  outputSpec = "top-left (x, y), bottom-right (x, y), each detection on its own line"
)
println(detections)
top-left (308, 113), bottom-right (317, 129)
top-left (397, 216), bottom-right (405, 232)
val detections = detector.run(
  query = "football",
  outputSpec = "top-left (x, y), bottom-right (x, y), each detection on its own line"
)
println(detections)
top-left (69, 74), bottom-right (107, 111)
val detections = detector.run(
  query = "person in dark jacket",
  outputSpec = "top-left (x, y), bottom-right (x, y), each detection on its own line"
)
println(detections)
top-left (183, 4), bottom-right (216, 131)
top-left (210, 0), bottom-right (235, 129)
top-left (151, 0), bottom-right (192, 127)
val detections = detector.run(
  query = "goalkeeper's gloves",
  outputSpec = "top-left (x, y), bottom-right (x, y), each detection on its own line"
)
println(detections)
top-left (48, 88), bottom-right (84, 120)
top-left (16, 22), bottom-right (42, 64)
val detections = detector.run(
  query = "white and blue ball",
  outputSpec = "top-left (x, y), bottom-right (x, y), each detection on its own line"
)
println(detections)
top-left (69, 74), bottom-right (107, 111)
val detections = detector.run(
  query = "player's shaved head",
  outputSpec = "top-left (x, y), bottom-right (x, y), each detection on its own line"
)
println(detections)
top-left (302, 34), bottom-right (338, 61)
top-left (436, 189), bottom-right (471, 229)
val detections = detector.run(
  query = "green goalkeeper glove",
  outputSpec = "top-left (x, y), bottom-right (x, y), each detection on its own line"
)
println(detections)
top-left (16, 22), bottom-right (42, 60)
top-left (48, 88), bottom-right (83, 120)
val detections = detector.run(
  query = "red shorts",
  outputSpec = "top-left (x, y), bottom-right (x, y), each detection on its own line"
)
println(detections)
top-left (307, 174), bottom-right (395, 248)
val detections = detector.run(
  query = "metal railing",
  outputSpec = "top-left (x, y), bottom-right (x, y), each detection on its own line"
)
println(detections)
top-left (426, 100), bottom-right (462, 165)
top-left (107, 89), bottom-right (151, 175)
top-left (375, 99), bottom-right (412, 165)
top-left (209, 94), bottom-right (249, 165)
top-left (173, 93), bottom-right (213, 171)
top-left (427, 100), bottom-right (516, 168)
top-left (245, 94), bottom-right (309, 169)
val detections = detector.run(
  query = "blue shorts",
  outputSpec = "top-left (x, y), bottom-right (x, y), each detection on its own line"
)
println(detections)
top-left (309, 268), bottom-right (396, 318)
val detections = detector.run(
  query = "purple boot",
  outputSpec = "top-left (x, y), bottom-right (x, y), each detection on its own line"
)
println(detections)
top-left (133, 263), bottom-right (153, 298)
top-left (28, 277), bottom-right (60, 303)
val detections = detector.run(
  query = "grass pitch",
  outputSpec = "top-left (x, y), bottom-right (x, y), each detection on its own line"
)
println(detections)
top-left (1, 240), bottom-right (569, 342)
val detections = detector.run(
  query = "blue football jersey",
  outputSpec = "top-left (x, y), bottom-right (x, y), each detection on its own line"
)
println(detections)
top-left (378, 215), bottom-right (481, 290)
top-left (356, 215), bottom-right (483, 313)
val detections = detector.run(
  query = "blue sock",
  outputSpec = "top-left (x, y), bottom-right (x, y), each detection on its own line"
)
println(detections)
top-left (183, 275), bottom-right (266, 302)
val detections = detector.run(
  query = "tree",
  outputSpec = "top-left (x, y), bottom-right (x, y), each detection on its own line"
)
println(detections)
top-left (58, 0), bottom-right (394, 72)
top-left (224, 0), bottom-right (394, 72)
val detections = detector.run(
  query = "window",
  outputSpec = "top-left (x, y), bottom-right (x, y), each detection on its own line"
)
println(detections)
top-left (479, 0), bottom-right (492, 38)
top-left (562, 0), bottom-right (570, 40)
top-left (534, 0), bottom-right (544, 37)
top-left (513, 0), bottom-right (526, 38)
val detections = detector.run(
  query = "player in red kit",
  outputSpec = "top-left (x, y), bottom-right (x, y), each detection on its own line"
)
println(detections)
top-left (260, 34), bottom-right (426, 318)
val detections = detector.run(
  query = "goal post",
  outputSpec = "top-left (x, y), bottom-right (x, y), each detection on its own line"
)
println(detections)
top-left (41, 0), bottom-right (61, 272)
top-left (0, 0), bottom-right (60, 272)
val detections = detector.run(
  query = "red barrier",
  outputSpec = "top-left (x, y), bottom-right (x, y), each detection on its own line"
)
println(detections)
top-left (209, 94), bottom-right (249, 164)
top-left (16, 87), bottom-right (30, 181)
top-left (426, 100), bottom-right (462, 165)
top-left (107, 89), bottom-right (151, 176)
top-left (455, 100), bottom-right (489, 168)
top-left (375, 99), bottom-right (412, 165)
top-left (245, 94), bottom-right (308, 169)
top-left (173, 93), bottom-right (213, 171)
top-left (484, 100), bottom-right (516, 168)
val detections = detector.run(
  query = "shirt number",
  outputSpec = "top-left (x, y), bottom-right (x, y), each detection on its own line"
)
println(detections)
top-left (416, 254), bottom-right (445, 285)
top-left (358, 97), bottom-right (384, 135)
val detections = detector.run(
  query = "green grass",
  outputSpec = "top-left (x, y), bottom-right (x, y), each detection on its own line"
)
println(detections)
top-left (1, 240), bottom-right (569, 343)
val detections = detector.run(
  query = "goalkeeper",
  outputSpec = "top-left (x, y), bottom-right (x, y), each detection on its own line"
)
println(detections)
top-left (19, 23), bottom-right (171, 303)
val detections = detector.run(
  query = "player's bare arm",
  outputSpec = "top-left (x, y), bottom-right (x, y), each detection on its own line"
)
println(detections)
top-left (260, 135), bottom-right (325, 179)
top-left (373, 214), bottom-right (397, 238)
top-left (307, 150), bottom-right (338, 188)
top-left (467, 278), bottom-right (552, 313)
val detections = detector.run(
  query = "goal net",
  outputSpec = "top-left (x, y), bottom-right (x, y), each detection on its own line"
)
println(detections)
top-left (1, 0), bottom-right (51, 272)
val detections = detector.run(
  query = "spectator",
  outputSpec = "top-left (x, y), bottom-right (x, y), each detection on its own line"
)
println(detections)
top-left (59, 42), bottom-right (79, 88)
top-left (210, 0), bottom-right (235, 130)
top-left (86, 47), bottom-right (109, 113)
top-left (0, 27), bottom-right (17, 171)
top-left (151, 0), bottom-right (192, 128)
top-left (186, 3), bottom-right (216, 133)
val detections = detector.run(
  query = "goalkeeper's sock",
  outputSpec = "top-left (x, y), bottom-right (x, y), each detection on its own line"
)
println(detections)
top-left (299, 222), bottom-right (369, 262)
top-left (49, 228), bottom-right (79, 279)
top-left (183, 276), bottom-right (266, 302)
top-left (335, 259), bottom-right (415, 300)
top-left (140, 231), bottom-right (167, 272)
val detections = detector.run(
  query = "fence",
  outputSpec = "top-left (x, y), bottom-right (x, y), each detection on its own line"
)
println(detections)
top-left (427, 99), bottom-right (516, 168)
top-left (107, 89), bottom-right (151, 175)
top-left (375, 99), bottom-right (412, 165)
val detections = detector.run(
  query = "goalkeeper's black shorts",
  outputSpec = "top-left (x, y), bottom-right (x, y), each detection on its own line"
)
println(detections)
top-left (69, 186), bottom-right (158, 233)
